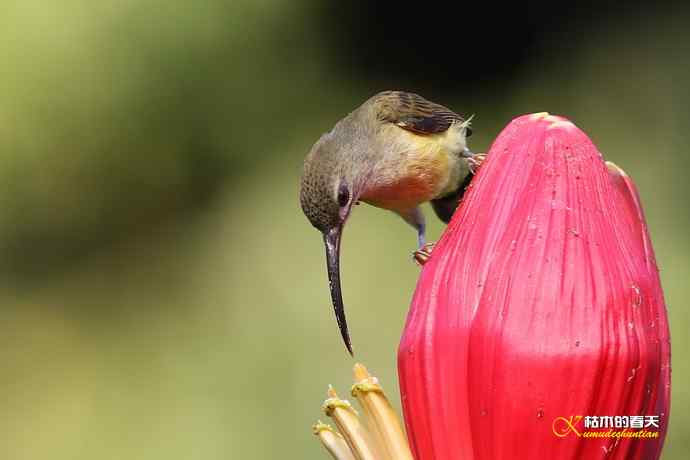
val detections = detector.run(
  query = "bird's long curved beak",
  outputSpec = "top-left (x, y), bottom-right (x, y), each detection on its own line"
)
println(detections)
top-left (323, 226), bottom-right (353, 355)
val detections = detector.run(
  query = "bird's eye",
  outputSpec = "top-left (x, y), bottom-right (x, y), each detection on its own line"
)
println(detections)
top-left (337, 184), bottom-right (350, 207)
top-left (466, 127), bottom-right (473, 137)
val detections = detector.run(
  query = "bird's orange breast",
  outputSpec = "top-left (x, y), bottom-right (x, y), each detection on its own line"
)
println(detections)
top-left (360, 130), bottom-right (457, 212)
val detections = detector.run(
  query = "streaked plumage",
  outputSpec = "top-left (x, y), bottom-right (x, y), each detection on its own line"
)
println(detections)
top-left (375, 90), bottom-right (472, 136)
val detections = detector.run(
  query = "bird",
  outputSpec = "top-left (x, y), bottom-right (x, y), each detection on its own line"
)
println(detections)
top-left (300, 90), bottom-right (483, 354)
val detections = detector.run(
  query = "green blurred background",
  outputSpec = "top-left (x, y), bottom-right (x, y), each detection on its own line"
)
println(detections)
top-left (0, 1), bottom-right (688, 458)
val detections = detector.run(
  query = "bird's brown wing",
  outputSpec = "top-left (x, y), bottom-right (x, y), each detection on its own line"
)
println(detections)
top-left (374, 90), bottom-right (472, 136)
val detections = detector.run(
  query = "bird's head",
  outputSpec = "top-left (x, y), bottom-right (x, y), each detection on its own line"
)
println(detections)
top-left (300, 126), bottom-right (367, 355)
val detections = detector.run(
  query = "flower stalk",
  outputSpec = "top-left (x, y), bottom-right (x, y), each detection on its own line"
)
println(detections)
top-left (313, 422), bottom-right (357, 460)
top-left (351, 364), bottom-right (414, 460)
top-left (314, 364), bottom-right (413, 460)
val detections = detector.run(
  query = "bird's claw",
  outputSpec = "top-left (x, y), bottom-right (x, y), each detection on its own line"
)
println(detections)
top-left (468, 153), bottom-right (487, 175)
top-left (413, 242), bottom-right (437, 266)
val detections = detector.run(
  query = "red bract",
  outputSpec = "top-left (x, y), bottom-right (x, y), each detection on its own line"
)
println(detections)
top-left (398, 114), bottom-right (671, 460)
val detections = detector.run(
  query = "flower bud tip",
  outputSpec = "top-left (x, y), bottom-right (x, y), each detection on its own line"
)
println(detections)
top-left (606, 160), bottom-right (629, 177)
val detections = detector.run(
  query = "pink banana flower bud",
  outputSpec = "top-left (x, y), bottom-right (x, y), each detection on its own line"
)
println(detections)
top-left (398, 113), bottom-right (671, 460)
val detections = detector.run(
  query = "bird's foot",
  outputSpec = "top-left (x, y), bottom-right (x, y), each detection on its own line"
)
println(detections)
top-left (413, 242), bottom-right (436, 266)
top-left (468, 153), bottom-right (487, 174)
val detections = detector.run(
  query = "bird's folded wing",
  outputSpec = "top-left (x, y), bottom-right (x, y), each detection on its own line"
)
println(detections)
top-left (374, 91), bottom-right (471, 136)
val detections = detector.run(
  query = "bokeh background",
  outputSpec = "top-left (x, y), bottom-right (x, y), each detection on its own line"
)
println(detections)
top-left (1, 1), bottom-right (688, 458)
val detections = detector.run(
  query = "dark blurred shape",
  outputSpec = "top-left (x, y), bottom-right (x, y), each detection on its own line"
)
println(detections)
top-left (319, 0), bottom-right (656, 93)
